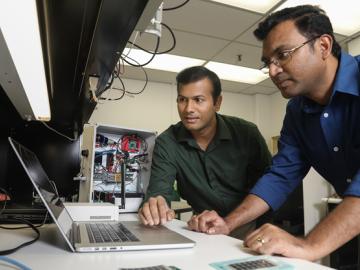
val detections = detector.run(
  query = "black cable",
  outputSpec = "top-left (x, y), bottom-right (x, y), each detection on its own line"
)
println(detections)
top-left (102, 72), bottom-right (115, 92)
top-left (97, 51), bottom-right (149, 100)
top-left (127, 22), bottom-right (176, 55)
top-left (100, 87), bottom-right (126, 101)
top-left (121, 36), bottom-right (160, 67)
top-left (119, 55), bottom-right (148, 95)
top-left (99, 73), bottom-right (126, 101)
top-left (163, 0), bottom-right (190, 11)
top-left (0, 218), bottom-right (40, 255)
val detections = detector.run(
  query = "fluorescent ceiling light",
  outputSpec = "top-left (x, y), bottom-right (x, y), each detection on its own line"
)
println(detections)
top-left (275, 0), bottom-right (360, 36)
top-left (122, 48), bottom-right (205, 73)
top-left (123, 49), bottom-right (268, 85)
top-left (0, 0), bottom-right (51, 121)
top-left (209, 0), bottom-right (281, 13)
top-left (205, 62), bottom-right (268, 84)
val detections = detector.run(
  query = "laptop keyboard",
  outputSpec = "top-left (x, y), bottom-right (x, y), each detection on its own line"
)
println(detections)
top-left (86, 223), bottom-right (139, 243)
top-left (229, 259), bottom-right (276, 269)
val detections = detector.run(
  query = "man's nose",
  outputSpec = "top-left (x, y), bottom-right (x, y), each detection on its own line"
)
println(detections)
top-left (269, 62), bottom-right (283, 78)
top-left (184, 100), bottom-right (195, 112)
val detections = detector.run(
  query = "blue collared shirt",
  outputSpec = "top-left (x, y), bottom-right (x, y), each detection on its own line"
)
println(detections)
top-left (251, 51), bottom-right (360, 210)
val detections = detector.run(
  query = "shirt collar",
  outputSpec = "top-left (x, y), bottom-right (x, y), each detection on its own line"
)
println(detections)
top-left (300, 51), bottom-right (360, 114)
top-left (215, 114), bottom-right (232, 141)
top-left (300, 96), bottom-right (324, 114)
top-left (176, 113), bottom-right (232, 144)
top-left (332, 51), bottom-right (360, 97)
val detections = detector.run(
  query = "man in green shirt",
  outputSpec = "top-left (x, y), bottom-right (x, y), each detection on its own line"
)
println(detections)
top-left (138, 66), bottom-right (271, 238)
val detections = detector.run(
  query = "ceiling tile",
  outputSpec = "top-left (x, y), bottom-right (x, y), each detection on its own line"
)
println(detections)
top-left (335, 33), bottom-right (347, 43)
top-left (121, 66), bottom-right (177, 85)
top-left (211, 41), bottom-right (263, 68)
top-left (162, 0), bottom-right (262, 40)
top-left (220, 80), bottom-right (252, 93)
top-left (168, 30), bottom-right (229, 59)
top-left (236, 24), bottom-right (263, 47)
top-left (128, 30), bottom-right (229, 60)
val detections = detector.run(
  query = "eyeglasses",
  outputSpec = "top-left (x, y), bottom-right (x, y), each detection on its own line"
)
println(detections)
top-left (260, 35), bottom-right (321, 74)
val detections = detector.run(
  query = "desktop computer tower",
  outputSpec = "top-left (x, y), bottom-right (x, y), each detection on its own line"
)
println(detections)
top-left (78, 124), bottom-right (156, 213)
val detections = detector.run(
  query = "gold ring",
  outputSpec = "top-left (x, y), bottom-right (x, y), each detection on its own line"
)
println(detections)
top-left (256, 237), bottom-right (265, 244)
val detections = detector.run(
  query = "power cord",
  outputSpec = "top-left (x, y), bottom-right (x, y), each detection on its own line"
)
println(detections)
top-left (98, 54), bottom-right (148, 101)
top-left (121, 36), bottom-right (160, 67)
top-left (0, 217), bottom-right (40, 255)
top-left (163, 0), bottom-right (190, 11)
top-left (41, 121), bottom-right (77, 142)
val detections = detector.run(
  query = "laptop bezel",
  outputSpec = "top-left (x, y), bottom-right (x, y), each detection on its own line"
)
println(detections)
top-left (8, 137), bottom-right (76, 252)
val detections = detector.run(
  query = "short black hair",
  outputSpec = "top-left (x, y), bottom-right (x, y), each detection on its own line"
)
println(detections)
top-left (254, 5), bottom-right (341, 59)
top-left (176, 66), bottom-right (222, 104)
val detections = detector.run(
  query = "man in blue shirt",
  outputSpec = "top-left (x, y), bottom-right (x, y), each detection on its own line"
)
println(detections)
top-left (187, 5), bottom-right (360, 261)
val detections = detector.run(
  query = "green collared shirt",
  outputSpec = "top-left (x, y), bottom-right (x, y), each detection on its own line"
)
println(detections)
top-left (145, 114), bottom-right (271, 217)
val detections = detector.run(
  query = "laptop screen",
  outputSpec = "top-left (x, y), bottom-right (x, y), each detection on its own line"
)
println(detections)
top-left (8, 138), bottom-right (74, 249)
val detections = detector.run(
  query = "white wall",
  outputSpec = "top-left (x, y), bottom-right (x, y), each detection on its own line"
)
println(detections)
top-left (90, 79), bottom-right (176, 133)
top-left (269, 92), bottom-right (288, 136)
top-left (89, 78), bottom-right (256, 134)
top-left (254, 94), bottom-right (273, 148)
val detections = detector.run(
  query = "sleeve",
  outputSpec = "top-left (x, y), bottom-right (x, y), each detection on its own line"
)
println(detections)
top-left (246, 125), bottom-right (272, 190)
top-left (143, 135), bottom-right (177, 206)
top-left (250, 109), bottom-right (311, 210)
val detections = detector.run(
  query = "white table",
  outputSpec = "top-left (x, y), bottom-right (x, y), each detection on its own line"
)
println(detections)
top-left (0, 214), bottom-right (333, 270)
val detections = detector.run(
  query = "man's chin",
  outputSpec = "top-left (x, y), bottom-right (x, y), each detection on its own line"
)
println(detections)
top-left (279, 87), bottom-right (298, 99)
top-left (182, 122), bottom-right (200, 131)
top-left (183, 125), bottom-right (199, 131)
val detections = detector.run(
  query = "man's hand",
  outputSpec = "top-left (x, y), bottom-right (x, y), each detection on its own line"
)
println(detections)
top-left (244, 223), bottom-right (313, 260)
top-left (138, 195), bottom-right (175, 226)
top-left (187, 210), bottom-right (231, 235)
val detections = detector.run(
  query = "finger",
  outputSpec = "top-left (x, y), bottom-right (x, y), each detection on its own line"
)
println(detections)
top-left (198, 210), bottom-right (221, 233)
top-left (148, 197), bottom-right (160, 225)
top-left (206, 224), bottom-right (217, 234)
top-left (166, 209), bottom-right (175, 221)
top-left (244, 232), bottom-right (270, 252)
top-left (187, 215), bottom-right (195, 229)
top-left (140, 203), bottom-right (154, 226)
top-left (156, 197), bottom-right (169, 224)
top-left (250, 236), bottom-right (275, 255)
top-left (206, 218), bottom-right (227, 234)
top-left (138, 210), bottom-right (148, 225)
top-left (187, 215), bottom-right (199, 231)
top-left (198, 214), bottom-right (212, 233)
top-left (244, 227), bottom-right (263, 246)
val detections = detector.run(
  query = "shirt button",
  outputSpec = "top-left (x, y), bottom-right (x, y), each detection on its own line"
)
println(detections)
top-left (323, 112), bottom-right (329, 118)
top-left (333, 146), bottom-right (339, 152)
top-left (346, 178), bottom-right (352, 183)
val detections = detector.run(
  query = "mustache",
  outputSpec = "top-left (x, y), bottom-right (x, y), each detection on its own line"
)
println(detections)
top-left (272, 75), bottom-right (292, 85)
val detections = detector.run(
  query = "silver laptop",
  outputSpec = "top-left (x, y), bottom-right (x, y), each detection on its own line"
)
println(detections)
top-left (8, 137), bottom-right (195, 252)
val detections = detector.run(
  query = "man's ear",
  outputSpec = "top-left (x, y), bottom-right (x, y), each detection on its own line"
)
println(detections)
top-left (215, 95), bottom-right (222, 112)
top-left (319, 34), bottom-right (333, 59)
